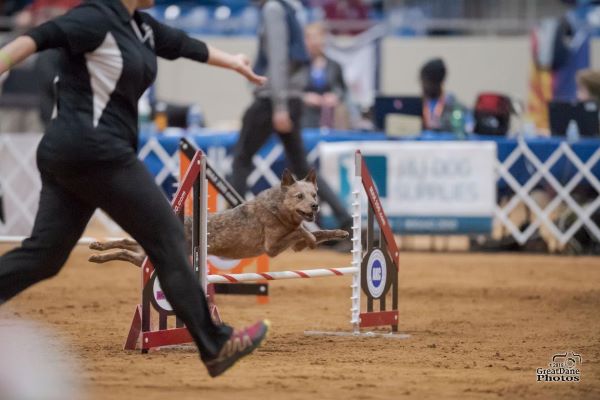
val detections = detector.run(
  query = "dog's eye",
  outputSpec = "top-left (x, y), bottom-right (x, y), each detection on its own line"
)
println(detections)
top-left (296, 193), bottom-right (304, 200)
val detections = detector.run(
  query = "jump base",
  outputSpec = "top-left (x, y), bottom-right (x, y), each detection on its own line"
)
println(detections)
top-left (304, 331), bottom-right (410, 339)
top-left (125, 149), bottom-right (403, 352)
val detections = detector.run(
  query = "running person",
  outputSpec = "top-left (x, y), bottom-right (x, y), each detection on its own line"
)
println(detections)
top-left (0, 0), bottom-right (268, 378)
top-left (229, 0), bottom-right (353, 236)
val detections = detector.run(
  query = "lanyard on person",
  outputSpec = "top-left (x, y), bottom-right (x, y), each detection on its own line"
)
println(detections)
top-left (423, 95), bottom-right (445, 129)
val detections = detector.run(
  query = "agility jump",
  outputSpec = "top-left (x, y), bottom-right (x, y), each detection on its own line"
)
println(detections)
top-left (125, 148), bottom-right (401, 352)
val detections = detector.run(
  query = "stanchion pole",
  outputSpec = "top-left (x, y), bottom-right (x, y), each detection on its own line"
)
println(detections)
top-left (351, 151), bottom-right (363, 334)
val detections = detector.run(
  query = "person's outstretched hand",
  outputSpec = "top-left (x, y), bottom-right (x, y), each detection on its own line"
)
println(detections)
top-left (232, 54), bottom-right (267, 86)
top-left (207, 46), bottom-right (267, 86)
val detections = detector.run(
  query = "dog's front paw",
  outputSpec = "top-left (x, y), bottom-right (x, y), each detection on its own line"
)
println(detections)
top-left (334, 230), bottom-right (350, 239)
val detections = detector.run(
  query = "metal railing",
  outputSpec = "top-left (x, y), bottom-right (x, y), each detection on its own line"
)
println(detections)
top-left (2, 132), bottom-right (599, 251)
top-left (382, 0), bottom-right (571, 35)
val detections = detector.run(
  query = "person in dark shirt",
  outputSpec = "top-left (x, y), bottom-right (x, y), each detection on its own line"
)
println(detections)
top-left (0, 0), bottom-right (268, 378)
top-left (421, 58), bottom-right (450, 131)
top-left (420, 57), bottom-right (467, 134)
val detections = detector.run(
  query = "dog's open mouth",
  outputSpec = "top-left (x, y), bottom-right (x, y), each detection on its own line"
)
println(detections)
top-left (296, 210), bottom-right (315, 222)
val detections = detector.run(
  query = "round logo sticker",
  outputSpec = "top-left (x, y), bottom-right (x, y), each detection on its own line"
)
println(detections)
top-left (152, 275), bottom-right (173, 312)
top-left (366, 249), bottom-right (387, 299)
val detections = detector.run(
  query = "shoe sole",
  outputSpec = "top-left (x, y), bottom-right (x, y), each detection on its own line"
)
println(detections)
top-left (208, 319), bottom-right (270, 378)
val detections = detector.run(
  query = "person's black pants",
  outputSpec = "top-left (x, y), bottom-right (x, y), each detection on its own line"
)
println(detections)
top-left (0, 154), bottom-right (231, 360)
top-left (230, 98), bottom-right (352, 229)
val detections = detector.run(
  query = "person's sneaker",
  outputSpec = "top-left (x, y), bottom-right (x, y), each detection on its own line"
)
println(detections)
top-left (204, 319), bottom-right (270, 378)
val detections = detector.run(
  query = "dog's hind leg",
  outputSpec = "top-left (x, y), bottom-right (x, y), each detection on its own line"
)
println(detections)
top-left (88, 249), bottom-right (145, 267)
top-left (89, 238), bottom-right (142, 252)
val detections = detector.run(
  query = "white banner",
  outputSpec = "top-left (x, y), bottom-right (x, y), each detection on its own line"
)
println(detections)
top-left (319, 141), bottom-right (498, 234)
top-left (326, 25), bottom-right (386, 109)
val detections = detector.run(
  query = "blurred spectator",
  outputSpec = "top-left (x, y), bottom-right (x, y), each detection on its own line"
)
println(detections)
top-left (576, 69), bottom-right (600, 101)
top-left (1, 0), bottom-right (30, 16)
top-left (527, 1), bottom-right (593, 132)
top-left (302, 22), bottom-right (348, 129)
top-left (13, 0), bottom-right (80, 27)
top-left (420, 57), bottom-right (467, 133)
top-left (0, 0), bottom-right (79, 132)
top-left (230, 0), bottom-right (353, 237)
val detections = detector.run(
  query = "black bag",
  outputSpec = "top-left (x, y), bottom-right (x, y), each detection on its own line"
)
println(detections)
top-left (474, 93), bottom-right (512, 136)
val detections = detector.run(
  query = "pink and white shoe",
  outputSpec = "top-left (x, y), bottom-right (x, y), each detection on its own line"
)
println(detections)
top-left (205, 320), bottom-right (270, 378)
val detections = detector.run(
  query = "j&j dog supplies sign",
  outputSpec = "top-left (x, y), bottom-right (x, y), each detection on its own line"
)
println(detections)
top-left (318, 141), bottom-right (497, 234)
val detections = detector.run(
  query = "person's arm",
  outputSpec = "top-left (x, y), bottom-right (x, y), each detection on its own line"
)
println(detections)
top-left (205, 45), bottom-right (265, 86)
top-left (263, 2), bottom-right (289, 113)
top-left (0, 36), bottom-right (37, 76)
top-left (143, 14), bottom-right (265, 86)
top-left (1, 2), bottom-right (108, 78)
top-left (328, 60), bottom-right (347, 101)
top-left (1, 16), bottom-right (74, 76)
top-left (263, 1), bottom-right (293, 133)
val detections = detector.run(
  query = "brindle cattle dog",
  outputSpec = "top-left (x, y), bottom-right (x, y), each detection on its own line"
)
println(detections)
top-left (88, 169), bottom-right (348, 266)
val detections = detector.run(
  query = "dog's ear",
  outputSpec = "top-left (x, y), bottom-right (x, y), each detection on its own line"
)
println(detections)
top-left (304, 168), bottom-right (318, 186)
top-left (281, 168), bottom-right (296, 187)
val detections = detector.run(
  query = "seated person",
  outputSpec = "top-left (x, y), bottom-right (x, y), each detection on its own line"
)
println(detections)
top-left (420, 58), bottom-right (469, 134)
top-left (301, 22), bottom-right (348, 129)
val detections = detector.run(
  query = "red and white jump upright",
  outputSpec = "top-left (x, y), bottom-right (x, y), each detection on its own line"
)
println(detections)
top-left (124, 150), bottom-right (206, 352)
top-left (353, 149), bottom-right (400, 333)
top-left (203, 150), bottom-right (402, 336)
top-left (124, 149), bottom-right (403, 352)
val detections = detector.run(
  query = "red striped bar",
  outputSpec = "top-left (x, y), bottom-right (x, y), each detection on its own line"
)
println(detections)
top-left (206, 266), bottom-right (358, 284)
top-left (220, 274), bottom-right (239, 283)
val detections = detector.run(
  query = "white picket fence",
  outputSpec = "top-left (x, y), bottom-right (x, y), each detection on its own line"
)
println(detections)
top-left (0, 133), bottom-right (41, 236)
top-left (495, 139), bottom-right (600, 245)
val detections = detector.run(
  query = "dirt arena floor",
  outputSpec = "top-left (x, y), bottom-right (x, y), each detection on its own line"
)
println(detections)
top-left (0, 243), bottom-right (598, 400)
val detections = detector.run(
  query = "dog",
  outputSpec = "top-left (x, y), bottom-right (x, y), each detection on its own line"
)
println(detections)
top-left (88, 169), bottom-right (349, 267)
